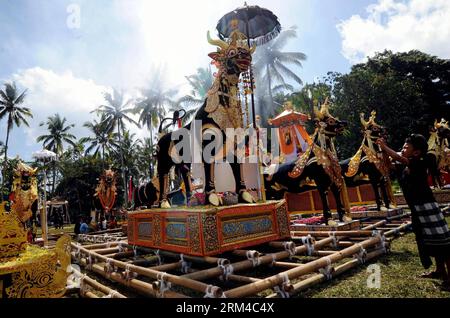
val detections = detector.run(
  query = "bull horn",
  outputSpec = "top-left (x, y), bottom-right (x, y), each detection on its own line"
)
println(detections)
top-left (207, 31), bottom-right (228, 50)
top-left (314, 105), bottom-right (322, 120)
top-left (360, 113), bottom-right (368, 128)
top-left (320, 97), bottom-right (330, 117)
top-left (249, 42), bottom-right (256, 54)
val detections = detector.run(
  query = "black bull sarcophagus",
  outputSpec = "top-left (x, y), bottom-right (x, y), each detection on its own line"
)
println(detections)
top-left (152, 30), bottom-right (257, 209)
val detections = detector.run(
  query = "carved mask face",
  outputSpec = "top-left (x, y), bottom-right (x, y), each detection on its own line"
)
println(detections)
top-left (316, 115), bottom-right (347, 136)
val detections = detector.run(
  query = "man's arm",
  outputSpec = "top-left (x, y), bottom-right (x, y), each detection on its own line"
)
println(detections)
top-left (376, 138), bottom-right (409, 165)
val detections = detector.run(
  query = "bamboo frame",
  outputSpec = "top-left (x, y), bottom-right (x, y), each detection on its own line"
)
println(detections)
top-left (71, 214), bottom-right (411, 298)
top-left (71, 268), bottom-right (126, 298)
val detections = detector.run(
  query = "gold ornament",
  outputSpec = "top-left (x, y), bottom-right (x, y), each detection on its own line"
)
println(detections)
top-left (313, 97), bottom-right (331, 120)
top-left (0, 196), bottom-right (71, 298)
top-left (3, 235), bottom-right (70, 298)
top-left (95, 169), bottom-right (117, 213)
top-left (11, 162), bottom-right (38, 223)
top-left (360, 111), bottom-right (378, 130)
top-left (0, 202), bottom-right (27, 259)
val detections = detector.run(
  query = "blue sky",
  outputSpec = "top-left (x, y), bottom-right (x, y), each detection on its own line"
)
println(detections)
top-left (1, 0), bottom-right (449, 160)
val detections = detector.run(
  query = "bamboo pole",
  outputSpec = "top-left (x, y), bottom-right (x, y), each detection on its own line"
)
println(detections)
top-left (266, 248), bottom-right (386, 298)
top-left (78, 258), bottom-right (187, 298)
top-left (232, 250), bottom-right (261, 258)
top-left (125, 244), bottom-right (223, 265)
top-left (272, 261), bottom-right (305, 269)
top-left (93, 247), bottom-right (120, 255)
top-left (227, 274), bottom-right (262, 283)
top-left (112, 251), bottom-right (136, 259)
top-left (313, 251), bottom-right (337, 256)
top-left (337, 241), bottom-right (356, 247)
top-left (224, 235), bottom-right (383, 298)
top-left (149, 262), bottom-right (182, 272)
top-left (361, 220), bottom-right (387, 230)
top-left (384, 222), bottom-right (411, 237)
top-left (87, 228), bottom-right (123, 235)
top-left (182, 237), bottom-right (335, 282)
top-left (291, 230), bottom-right (373, 237)
top-left (72, 268), bottom-right (126, 298)
top-left (268, 241), bottom-right (296, 249)
top-left (71, 242), bottom-right (222, 297)
top-left (130, 256), bottom-right (161, 266)
top-left (84, 291), bottom-right (99, 298)
top-left (81, 242), bottom-right (122, 250)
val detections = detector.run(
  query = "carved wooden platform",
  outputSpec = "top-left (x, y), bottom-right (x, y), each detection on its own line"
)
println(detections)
top-left (290, 219), bottom-right (361, 232)
top-left (395, 189), bottom-right (450, 205)
top-left (127, 200), bottom-right (290, 256)
top-left (286, 184), bottom-right (376, 215)
top-left (332, 207), bottom-right (405, 219)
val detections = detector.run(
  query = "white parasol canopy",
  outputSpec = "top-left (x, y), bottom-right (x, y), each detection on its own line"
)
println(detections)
top-left (32, 149), bottom-right (57, 161)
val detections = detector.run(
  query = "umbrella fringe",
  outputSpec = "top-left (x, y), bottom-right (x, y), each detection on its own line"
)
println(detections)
top-left (250, 26), bottom-right (282, 46)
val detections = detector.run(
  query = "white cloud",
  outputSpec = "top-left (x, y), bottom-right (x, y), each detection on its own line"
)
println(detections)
top-left (337, 0), bottom-right (450, 64)
top-left (10, 67), bottom-right (151, 151)
top-left (11, 67), bottom-right (109, 146)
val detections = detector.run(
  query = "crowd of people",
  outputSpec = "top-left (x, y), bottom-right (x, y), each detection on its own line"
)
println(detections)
top-left (74, 215), bottom-right (119, 235)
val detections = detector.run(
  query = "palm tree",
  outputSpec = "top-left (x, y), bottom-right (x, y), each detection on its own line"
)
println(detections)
top-left (253, 25), bottom-right (307, 117)
top-left (93, 89), bottom-right (139, 204)
top-left (36, 113), bottom-right (77, 193)
top-left (0, 82), bottom-right (33, 163)
top-left (118, 131), bottom-right (141, 178)
top-left (81, 115), bottom-right (118, 164)
top-left (135, 69), bottom-right (178, 176)
top-left (172, 66), bottom-right (214, 125)
top-left (135, 137), bottom-right (157, 180)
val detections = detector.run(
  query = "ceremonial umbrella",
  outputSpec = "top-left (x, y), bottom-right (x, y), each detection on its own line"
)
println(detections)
top-left (32, 149), bottom-right (57, 246)
top-left (216, 3), bottom-right (281, 46)
top-left (216, 3), bottom-right (281, 201)
top-left (216, 3), bottom-right (280, 129)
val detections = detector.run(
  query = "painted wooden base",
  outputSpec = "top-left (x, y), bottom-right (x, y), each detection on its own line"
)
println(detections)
top-left (290, 220), bottom-right (361, 232)
top-left (127, 200), bottom-right (290, 256)
top-left (121, 224), bottom-right (128, 235)
top-left (395, 189), bottom-right (450, 205)
top-left (332, 207), bottom-right (405, 219)
top-left (286, 184), bottom-right (376, 214)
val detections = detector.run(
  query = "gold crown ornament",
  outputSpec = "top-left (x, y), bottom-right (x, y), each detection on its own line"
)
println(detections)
top-left (360, 111), bottom-right (378, 130)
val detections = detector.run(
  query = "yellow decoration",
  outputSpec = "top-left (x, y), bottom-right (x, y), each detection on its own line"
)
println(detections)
top-left (428, 118), bottom-right (450, 171)
top-left (347, 111), bottom-right (389, 178)
top-left (0, 202), bottom-right (27, 258)
top-left (360, 111), bottom-right (377, 130)
top-left (0, 161), bottom-right (70, 298)
top-left (205, 31), bottom-right (255, 131)
top-left (313, 97), bottom-right (331, 120)
top-left (11, 162), bottom-right (38, 223)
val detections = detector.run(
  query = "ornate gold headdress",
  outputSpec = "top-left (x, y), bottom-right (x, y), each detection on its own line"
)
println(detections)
top-left (313, 97), bottom-right (331, 120)
top-left (11, 162), bottom-right (38, 224)
top-left (435, 118), bottom-right (449, 130)
top-left (360, 111), bottom-right (378, 129)
top-left (206, 28), bottom-right (256, 56)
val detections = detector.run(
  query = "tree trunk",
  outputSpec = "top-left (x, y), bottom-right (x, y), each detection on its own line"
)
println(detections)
top-left (149, 122), bottom-right (153, 178)
top-left (102, 145), bottom-right (105, 170)
top-left (117, 122), bottom-right (127, 206)
top-left (52, 160), bottom-right (56, 195)
top-left (2, 118), bottom-right (12, 188)
top-left (266, 65), bottom-right (274, 118)
top-left (4, 123), bottom-right (10, 163)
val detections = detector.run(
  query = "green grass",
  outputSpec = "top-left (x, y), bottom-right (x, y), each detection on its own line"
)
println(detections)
top-left (36, 224), bottom-right (75, 236)
top-left (300, 216), bottom-right (450, 298)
